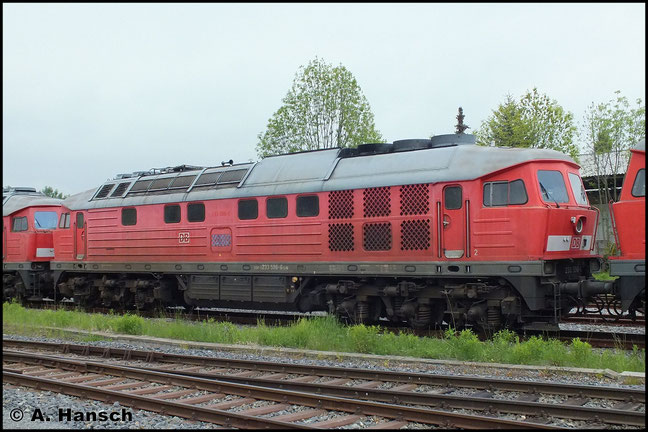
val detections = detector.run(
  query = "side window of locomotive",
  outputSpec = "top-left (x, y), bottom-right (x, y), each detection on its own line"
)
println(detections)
top-left (122, 208), bottom-right (137, 226)
top-left (537, 170), bottom-right (569, 203)
top-left (267, 197), bottom-right (288, 219)
top-left (296, 195), bottom-right (319, 217)
top-left (58, 213), bottom-right (71, 229)
top-left (483, 182), bottom-right (507, 206)
top-left (508, 180), bottom-right (528, 204)
top-left (164, 204), bottom-right (181, 223)
top-left (187, 203), bottom-right (205, 222)
top-left (12, 216), bottom-right (28, 232)
top-left (483, 180), bottom-right (528, 206)
top-left (568, 173), bottom-right (588, 205)
top-left (444, 186), bottom-right (462, 210)
top-left (238, 199), bottom-right (258, 220)
top-left (631, 168), bottom-right (645, 197)
top-left (34, 211), bottom-right (58, 230)
top-left (76, 212), bottom-right (84, 229)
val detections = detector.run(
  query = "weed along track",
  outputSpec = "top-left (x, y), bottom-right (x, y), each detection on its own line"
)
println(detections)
top-left (3, 339), bottom-right (645, 428)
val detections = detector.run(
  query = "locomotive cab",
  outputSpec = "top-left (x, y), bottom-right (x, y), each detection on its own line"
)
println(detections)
top-left (609, 139), bottom-right (645, 316)
top-left (2, 187), bottom-right (63, 301)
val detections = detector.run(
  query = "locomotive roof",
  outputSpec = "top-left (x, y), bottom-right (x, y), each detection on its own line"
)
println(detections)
top-left (2, 192), bottom-right (63, 217)
top-left (63, 134), bottom-right (577, 211)
top-left (633, 139), bottom-right (645, 152)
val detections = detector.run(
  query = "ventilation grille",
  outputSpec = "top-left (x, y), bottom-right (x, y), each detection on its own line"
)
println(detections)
top-left (219, 169), bottom-right (248, 184)
top-left (110, 182), bottom-right (130, 197)
top-left (363, 187), bottom-right (390, 218)
top-left (171, 175), bottom-right (197, 188)
top-left (328, 190), bottom-right (354, 219)
top-left (401, 219), bottom-right (430, 251)
top-left (95, 184), bottom-right (115, 199)
top-left (130, 179), bottom-right (153, 192)
top-left (195, 172), bottom-right (221, 186)
top-left (328, 223), bottom-right (354, 251)
top-left (363, 222), bottom-right (392, 251)
top-left (400, 183), bottom-right (429, 216)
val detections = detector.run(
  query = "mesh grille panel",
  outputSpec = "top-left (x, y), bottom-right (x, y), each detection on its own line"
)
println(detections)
top-left (95, 184), bottom-right (114, 198)
top-left (400, 183), bottom-right (429, 215)
top-left (219, 169), bottom-right (248, 184)
top-left (363, 187), bottom-right (390, 217)
top-left (171, 175), bottom-right (197, 188)
top-left (328, 223), bottom-right (354, 251)
top-left (195, 172), bottom-right (221, 186)
top-left (130, 179), bottom-right (153, 192)
top-left (110, 182), bottom-right (130, 197)
top-left (328, 190), bottom-right (354, 219)
top-left (363, 222), bottom-right (392, 251)
top-left (401, 219), bottom-right (431, 251)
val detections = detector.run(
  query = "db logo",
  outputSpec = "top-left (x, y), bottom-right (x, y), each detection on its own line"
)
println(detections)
top-left (178, 232), bottom-right (190, 244)
top-left (570, 236), bottom-right (581, 249)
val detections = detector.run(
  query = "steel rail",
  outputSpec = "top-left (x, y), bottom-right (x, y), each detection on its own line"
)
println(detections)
top-left (141, 367), bottom-right (646, 427)
top-left (3, 370), bottom-right (310, 429)
top-left (4, 338), bottom-right (643, 400)
top-left (3, 350), bottom-right (559, 429)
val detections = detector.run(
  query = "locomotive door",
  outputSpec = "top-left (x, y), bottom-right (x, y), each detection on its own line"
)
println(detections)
top-left (442, 185), bottom-right (465, 258)
top-left (74, 212), bottom-right (86, 259)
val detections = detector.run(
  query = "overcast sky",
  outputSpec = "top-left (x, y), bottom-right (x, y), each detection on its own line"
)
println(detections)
top-left (3, 3), bottom-right (645, 195)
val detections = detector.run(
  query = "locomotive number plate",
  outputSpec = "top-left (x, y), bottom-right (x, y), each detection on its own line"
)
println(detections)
top-left (178, 232), bottom-right (190, 243)
top-left (570, 236), bottom-right (581, 249)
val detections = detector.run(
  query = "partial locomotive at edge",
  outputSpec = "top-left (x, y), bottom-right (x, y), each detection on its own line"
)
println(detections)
top-left (3, 133), bottom-right (645, 331)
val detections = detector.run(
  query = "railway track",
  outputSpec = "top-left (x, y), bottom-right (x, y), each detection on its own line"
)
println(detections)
top-left (3, 339), bottom-right (645, 428)
top-left (4, 349), bottom-right (558, 429)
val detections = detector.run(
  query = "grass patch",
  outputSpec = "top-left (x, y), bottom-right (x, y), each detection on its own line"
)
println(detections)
top-left (593, 270), bottom-right (618, 281)
top-left (3, 301), bottom-right (644, 373)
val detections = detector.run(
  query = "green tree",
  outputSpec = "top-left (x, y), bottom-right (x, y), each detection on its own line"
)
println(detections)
top-left (40, 186), bottom-right (68, 199)
top-left (580, 91), bottom-right (645, 203)
top-left (474, 88), bottom-right (579, 160)
top-left (257, 57), bottom-right (383, 158)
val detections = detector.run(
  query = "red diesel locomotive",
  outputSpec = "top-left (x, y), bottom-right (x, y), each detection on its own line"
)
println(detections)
top-left (2, 187), bottom-right (63, 300)
top-left (45, 133), bottom-right (618, 330)
top-left (609, 138), bottom-right (645, 317)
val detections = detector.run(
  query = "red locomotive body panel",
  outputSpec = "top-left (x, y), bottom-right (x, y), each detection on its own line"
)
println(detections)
top-left (609, 139), bottom-right (645, 313)
top-left (53, 161), bottom-right (596, 267)
top-left (611, 144), bottom-right (645, 260)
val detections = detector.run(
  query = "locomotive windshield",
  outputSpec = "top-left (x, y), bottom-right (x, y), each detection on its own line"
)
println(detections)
top-left (631, 168), bottom-right (645, 197)
top-left (33, 211), bottom-right (58, 230)
top-left (568, 173), bottom-right (588, 205)
top-left (537, 170), bottom-right (569, 204)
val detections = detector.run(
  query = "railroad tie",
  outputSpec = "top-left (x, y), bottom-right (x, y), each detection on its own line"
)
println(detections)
top-left (323, 378), bottom-right (352, 386)
top-left (367, 420), bottom-right (409, 429)
top-left (103, 382), bottom-right (148, 391)
top-left (256, 373), bottom-right (289, 380)
top-left (228, 370), bottom-right (258, 378)
top-left (238, 403), bottom-right (291, 416)
top-left (287, 375), bottom-right (320, 383)
top-left (390, 384), bottom-right (417, 392)
top-left (151, 389), bottom-right (197, 400)
top-left (309, 414), bottom-right (363, 428)
top-left (59, 374), bottom-right (104, 383)
top-left (271, 409), bottom-right (327, 422)
top-left (354, 381), bottom-right (383, 389)
top-left (127, 385), bottom-right (174, 395)
top-left (205, 397), bottom-right (256, 410)
top-left (179, 393), bottom-right (227, 405)
top-left (85, 377), bottom-right (126, 387)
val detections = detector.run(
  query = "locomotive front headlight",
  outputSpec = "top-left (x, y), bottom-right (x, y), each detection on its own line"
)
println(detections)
top-left (572, 215), bottom-right (585, 234)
